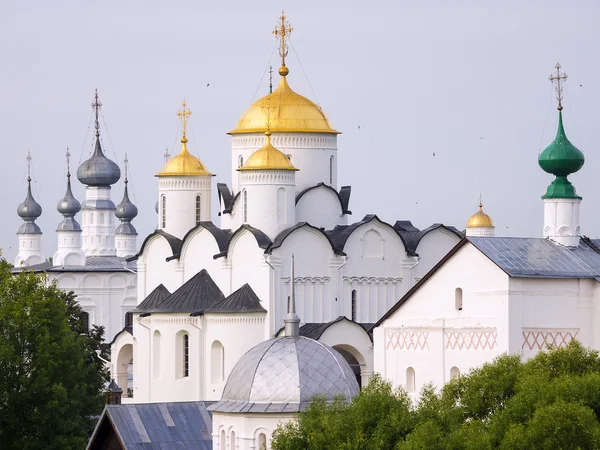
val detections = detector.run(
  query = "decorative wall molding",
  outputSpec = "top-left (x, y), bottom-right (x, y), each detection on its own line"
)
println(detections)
top-left (522, 329), bottom-right (579, 350)
top-left (239, 171), bottom-right (295, 185)
top-left (159, 178), bottom-right (211, 190)
top-left (232, 133), bottom-right (337, 150)
top-left (386, 331), bottom-right (429, 351)
top-left (445, 329), bottom-right (497, 351)
top-left (344, 276), bottom-right (402, 284)
top-left (205, 316), bottom-right (265, 325)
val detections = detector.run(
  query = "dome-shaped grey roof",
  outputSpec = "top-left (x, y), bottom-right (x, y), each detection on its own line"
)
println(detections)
top-left (115, 183), bottom-right (138, 220)
top-left (57, 175), bottom-right (81, 215)
top-left (17, 180), bottom-right (42, 219)
top-left (77, 138), bottom-right (121, 186)
top-left (210, 336), bottom-right (359, 413)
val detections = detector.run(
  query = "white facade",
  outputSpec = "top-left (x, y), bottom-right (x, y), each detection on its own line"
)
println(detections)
top-left (543, 197), bottom-right (581, 246)
top-left (15, 233), bottom-right (44, 267)
top-left (81, 186), bottom-right (117, 256)
top-left (53, 230), bottom-right (86, 266)
top-left (115, 233), bottom-right (137, 258)
top-left (465, 226), bottom-right (495, 237)
top-left (212, 412), bottom-right (295, 450)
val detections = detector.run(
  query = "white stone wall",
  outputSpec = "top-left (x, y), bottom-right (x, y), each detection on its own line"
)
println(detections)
top-left (53, 231), bottom-right (86, 266)
top-left (296, 185), bottom-right (348, 230)
top-left (412, 228), bottom-right (463, 283)
top-left (543, 198), bottom-right (581, 246)
top-left (212, 412), bottom-right (296, 450)
top-left (15, 233), bottom-right (44, 266)
top-left (115, 233), bottom-right (137, 259)
top-left (138, 234), bottom-right (181, 301)
top-left (81, 186), bottom-right (117, 256)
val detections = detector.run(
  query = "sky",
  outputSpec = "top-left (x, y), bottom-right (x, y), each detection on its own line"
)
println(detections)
top-left (0, 1), bottom-right (598, 261)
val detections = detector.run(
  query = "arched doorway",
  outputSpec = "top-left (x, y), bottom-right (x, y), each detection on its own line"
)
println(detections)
top-left (333, 345), bottom-right (364, 388)
top-left (116, 344), bottom-right (133, 398)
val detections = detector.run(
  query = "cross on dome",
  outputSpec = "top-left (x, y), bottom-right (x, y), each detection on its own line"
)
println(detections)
top-left (177, 100), bottom-right (192, 140)
top-left (549, 63), bottom-right (568, 111)
top-left (66, 147), bottom-right (71, 177)
top-left (273, 11), bottom-right (293, 76)
top-left (92, 89), bottom-right (102, 137)
top-left (26, 150), bottom-right (32, 182)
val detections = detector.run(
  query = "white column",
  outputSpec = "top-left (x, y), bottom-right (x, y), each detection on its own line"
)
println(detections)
top-left (543, 198), bottom-right (581, 247)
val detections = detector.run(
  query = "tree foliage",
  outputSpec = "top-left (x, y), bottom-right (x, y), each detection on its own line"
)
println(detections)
top-left (0, 260), bottom-right (107, 450)
top-left (272, 342), bottom-right (600, 450)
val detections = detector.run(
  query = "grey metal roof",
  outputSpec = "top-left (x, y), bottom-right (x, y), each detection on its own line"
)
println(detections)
top-left (216, 224), bottom-right (271, 259)
top-left (57, 175), bottom-right (81, 215)
top-left (169, 221), bottom-right (231, 261)
top-left (469, 236), bottom-right (600, 278)
top-left (12, 256), bottom-right (137, 273)
top-left (115, 183), bottom-right (138, 221)
top-left (398, 223), bottom-right (463, 255)
top-left (209, 336), bottom-right (359, 413)
top-left (81, 199), bottom-right (116, 210)
top-left (17, 222), bottom-right (42, 235)
top-left (291, 316), bottom-right (374, 341)
top-left (57, 216), bottom-right (82, 232)
top-left (77, 137), bottom-right (121, 187)
top-left (131, 230), bottom-right (182, 262)
top-left (295, 182), bottom-right (352, 215)
top-left (269, 223), bottom-right (346, 256)
top-left (17, 180), bottom-right (42, 219)
top-left (149, 269), bottom-right (224, 313)
top-left (204, 283), bottom-right (267, 314)
top-left (132, 284), bottom-right (171, 312)
top-left (86, 402), bottom-right (213, 450)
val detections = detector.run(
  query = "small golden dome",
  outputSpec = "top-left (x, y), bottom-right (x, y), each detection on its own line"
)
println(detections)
top-left (238, 132), bottom-right (298, 171)
top-left (229, 74), bottom-right (339, 135)
top-left (466, 203), bottom-right (494, 228)
top-left (156, 138), bottom-right (213, 177)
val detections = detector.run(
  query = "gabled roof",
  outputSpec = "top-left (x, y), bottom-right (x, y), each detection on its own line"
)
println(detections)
top-left (128, 230), bottom-right (182, 262)
top-left (168, 221), bottom-right (231, 261)
top-left (398, 223), bottom-right (463, 255)
top-left (131, 284), bottom-right (171, 312)
top-left (295, 182), bottom-right (352, 215)
top-left (269, 222), bottom-right (346, 256)
top-left (86, 402), bottom-right (213, 450)
top-left (216, 224), bottom-right (272, 259)
top-left (204, 283), bottom-right (267, 314)
top-left (147, 269), bottom-right (224, 314)
top-left (393, 220), bottom-right (420, 233)
top-left (217, 183), bottom-right (234, 213)
top-left (276, 316), bottom-right (374, 342)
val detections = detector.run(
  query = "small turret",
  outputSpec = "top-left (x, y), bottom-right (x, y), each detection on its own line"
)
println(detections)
top-left (15, 152), bottom-right (44, 266)
top-left (115, 155), bottom-right (138, 258)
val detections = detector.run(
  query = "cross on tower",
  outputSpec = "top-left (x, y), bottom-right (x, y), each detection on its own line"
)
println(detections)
top-left (549, 63), bottom-right (568, 111)
top-left (91, 89), bottom-right (103, 137)
top-left (177, 100), bottom-right (192, 139)
top-left (273, 11), bottom-right (293, 69)
top-left (261, 100), bottom-right (276, 132)
top-left (123, 154), bottom-right (129, 184)
top-left (164, 147), bottom-right (171, 164)
top-left (269, 65), bottom-right (274, 94)
top-left (66, 147), bottom-right (71, 177)
top-left (26, 151), bottom-right (32, 182)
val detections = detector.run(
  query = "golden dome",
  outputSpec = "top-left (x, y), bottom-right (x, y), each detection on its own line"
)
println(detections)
top-left (229, 69), bottom-right (339, 135)
top-left (156, 138), bottom-right (213, 177)
top-left (466, 203), bottom-right (494, 228)
top-left (238, 132), bottom-right (298, 171)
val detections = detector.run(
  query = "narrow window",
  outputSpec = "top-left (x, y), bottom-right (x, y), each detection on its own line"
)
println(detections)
top-left (450, 366), bottom-right (460, 380)
top-left (329, 155), bottom-right (334, 185)
top-left (230, 431), bottom-right (236, 449)
top-left (125, 312), bottom-right (133, 328)
top-left (82, 311), bottom-right (90, 330)
top-left (406, 367), bottom-right (415, 393)
top-left (243, 190), bottom-right (248, 223)
top-left (238, 155), bottom-right (244, 168)
top-left (211, 341), bottom-right (225, 383)
top-left (161, 195), bottom-right (166, 228)
top-left (220, 430), bottom-right (226, 450)
top-left (258, 433), bottom-right (267, 449)
top-left (183, 334), bottom-right (189, 377)
top-left (195, 195), bottom-right (201, 225)
top-left (153, 331), bottom-right (161, 379)
top-left (351, 290), bottom-right (357, 322)
top-left (455, 288), bottom-right (463, 311)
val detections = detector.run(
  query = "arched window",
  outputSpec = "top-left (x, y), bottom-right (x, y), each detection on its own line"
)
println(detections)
top-left (125, 312), bottom-right (133, 328)
top-left (183, 334), bottom-right (189, 377)
top-left (351, 290), bottom-right (357, 322)
top-left (153, 331), bottom-right (161, 379)
top-left (258, 433), bottom-right (267, 449)
top-left (455, 288), bottom-right (463, 311)
top-left (450, 366), bottom-right (460, 380)
top-left (195, 195), bottom-right (201, 225)
top-left (220, 430), bottom-right (226, 450)
top-left (161, 195), bottom-right (166, 229)
top-left (329, 155), bottom-right (334, 185)
top-left (82, 311), bottom-right (90, 330)
top-left (211, 341), bottom-right (225, 383)
top-left (243, 190), bottom-right (248, 223)
top-left (406, 367), bottom-right (415, 393)
top-left (238, 155), bottom-right (244, 168)
top-left (230, 431), bottom-right (236, 449)
top-left (176, 332), bottom-right (190, 378)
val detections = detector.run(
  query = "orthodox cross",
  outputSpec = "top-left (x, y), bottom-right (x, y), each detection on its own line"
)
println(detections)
top-left (273, 11), bottom-right (293, 68)
top-left (269, 65), bottom-right (273, 93)
top-left (123, 154), bottom-right (129, 184)
top-left (177, 100), bottom-right (192, 139)
top-left (261, 100), bottom-right (276, 133)
top-left (26, 151), bottom-right (32, 182)
top-left (549, 63), bottom-right (568, 111)
top-left (66, 147), bottom-right (71, 177)
top-left (92, 89), bottom-right (102, 137)
top-left (164, 147), bottom-right (171, 163)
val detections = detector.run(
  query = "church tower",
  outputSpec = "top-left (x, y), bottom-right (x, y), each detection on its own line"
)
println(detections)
top-left (15, 152), bottom-right (44, 266)
top-left (156, 100), bottom-right (214, 239)
top-left (539, 64), bottom-right (585, 247)
top-left (53, 150), bottom-right (86, 266)
top-left (77, 90), bottom-right (121, 256)
top-left (115, 155), bottom-right (138, 258)
top-left (465, 199), bottom-right (495, 237)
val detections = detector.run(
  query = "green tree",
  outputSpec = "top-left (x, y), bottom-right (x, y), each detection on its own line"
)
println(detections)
top-left (0, 261), bottom-right (107, 450)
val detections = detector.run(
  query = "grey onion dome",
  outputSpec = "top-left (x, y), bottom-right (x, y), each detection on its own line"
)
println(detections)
top-left (209, 335), bottom-right (360, 413)
top-left (77, 138), bottom-right (121, 186)
top-left (115, 183), bottom-right (138, 220)
top-left (17, 180), bottom-right (42, 219)
top-left (57, 175), bottom-right (81, 215)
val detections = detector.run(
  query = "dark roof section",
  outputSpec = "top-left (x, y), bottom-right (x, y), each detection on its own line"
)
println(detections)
top-left (128, 230), bottom-right (182, 262)
top-left (12, 256), bottom-right (137, 274)
top-left (168, 221), bottom-right (231, 261)
top-left (131, 284), bottom-right (171, 312)
top-left (269, 223), bottom-right (346, 256)
top-left (393, 220), bottom-right (420, 233)
top-left (204, 283), bottom-right (267, 314)
top-left (108, 326), bottom-right (133, 346)
top-left (276, 316), bottom-right (374, 342)
top-left (217, 224), bottom-right (272, 259)
top-left (397, 223), bottom-right (464, 255)
top-left (295, 182), bottom-right (352, 215)
top-left (217, 183), bottom-right (234, 213)
top-left (326, 214), bottom-right (415, 256)
top-left (86, 402), bottom-right (213, 450)
top-left (148, 269), bottom-right (224, 313)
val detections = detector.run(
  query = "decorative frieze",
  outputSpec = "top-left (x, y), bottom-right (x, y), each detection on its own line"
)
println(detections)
top-left (232, 133), bottom-right (337, 150)
top-left (522, 329), bottom-right (578, 350)
top-left (386, 331), bottom-right (430, 351)
top-left (445, 329), bottom-right (497, 351)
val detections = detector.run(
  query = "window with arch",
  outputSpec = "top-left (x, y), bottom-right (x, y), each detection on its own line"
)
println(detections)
top-left (243, 190), bottom-right (248, 223)
top-left (220, 430), bottom-right (226, 450)
top-left (351, 290), bottom-right (357, 322)
top-left (161, 195), bottom-right (166, 228)
top-left (195, 195), bottom-right (201, 225)
top-left (125, 312), bottom-right (133, 328)
top-left (183, 334), bottom-right (189, 377)
top-left (406, 367), bottom-right (415, 393)
top-left (258, 432), bottom-right (267, 449)
top-left (230, 431), bottom-right (236, 449)
top-left (211, 340), bottom-right (225, 383)
top-left (153, 330), bottom-right (161, 379)
top-left (238, 155), bottom-right (244, 168)
top-left (82, 311), bottom-right (90, 330)
top-left (329, 155), bottom-right (334, 185)
top-left (450, 366), bottom-right (460, 380)
top-left (455, 287), bottom-right (463, 311)
top-left (176, 332), bottom-right (190, 378)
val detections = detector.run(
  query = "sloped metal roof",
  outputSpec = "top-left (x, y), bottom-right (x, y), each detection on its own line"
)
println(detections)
top-left (132, 284), bottom-right (171, 312)
top-left (12, 256), bottom-right (137, 273)
top-left (204, 283), bottom-right (266, 314)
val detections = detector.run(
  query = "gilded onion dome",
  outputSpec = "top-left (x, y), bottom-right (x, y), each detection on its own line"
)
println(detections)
top-left (238, 131), bottom-right (298, 171)
top-left (156, 137), bottom-right (213, 177)
top-left (466, 203), bottom-right (494, 228)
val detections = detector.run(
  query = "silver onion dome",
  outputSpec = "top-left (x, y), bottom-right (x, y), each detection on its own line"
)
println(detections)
top-left (115, 183), bottom-right (138, 220)
top-left (17, 179), bottom-right (42, 219)
top-left (57, 175), bottom-right (81, 215)
top-left (77, 138), bottom-right (121, 186)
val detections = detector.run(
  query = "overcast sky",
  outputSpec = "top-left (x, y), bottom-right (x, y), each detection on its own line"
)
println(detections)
top-left (1, 1), bottom-right (598, 261)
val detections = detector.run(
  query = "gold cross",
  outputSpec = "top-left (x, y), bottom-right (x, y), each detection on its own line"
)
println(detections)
top-left (177, 100), bottom-right (192, 139)
top-left (549, 63), bottom-right (568, 111)
top-left (261, 100), bottom-right (276, 133)
top-left (273, 11), bottom-right (293, 69)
